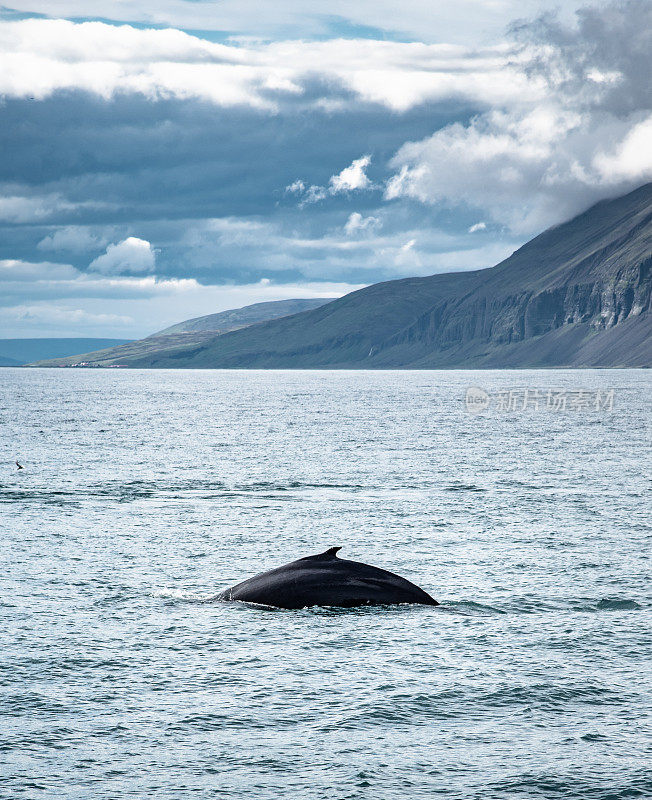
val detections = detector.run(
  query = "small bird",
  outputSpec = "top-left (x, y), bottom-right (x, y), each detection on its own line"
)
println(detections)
top-left (16, 461), bottom-right (23, 470)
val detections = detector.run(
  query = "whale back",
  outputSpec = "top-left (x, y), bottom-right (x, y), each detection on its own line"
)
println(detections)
top-left (217, 547), bottom-right (438, 609)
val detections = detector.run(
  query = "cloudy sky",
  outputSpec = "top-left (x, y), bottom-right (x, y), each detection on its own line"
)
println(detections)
top-left (1, 0), bottom-right (650, 337)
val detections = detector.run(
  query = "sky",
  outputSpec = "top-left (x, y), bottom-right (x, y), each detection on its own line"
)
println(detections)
top-left (1, 0), bottom-right (651, 338)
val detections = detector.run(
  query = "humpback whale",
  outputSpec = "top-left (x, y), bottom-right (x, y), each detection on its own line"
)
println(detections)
top-left (217, 547), bottom-right (438, 609)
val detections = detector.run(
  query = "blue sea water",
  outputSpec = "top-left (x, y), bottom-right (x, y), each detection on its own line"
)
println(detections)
top-left (0, 368), bottom-right (650, 800)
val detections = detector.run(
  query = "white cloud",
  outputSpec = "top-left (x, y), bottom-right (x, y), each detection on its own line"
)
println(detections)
top-left (344, 212), bottom-right (382, 235)
top-left (1, 304), bottom-right (133, 327)
top-left (593, 115), bottom-right (652, 182)
top-left (288, 155), bottom-right (374, 205)
top-left (384, 1), bottom-right (652, 233)
top-left (88, 237), bottom-right (156, 275)
top-left (302, 185), bottom-right (328, 204)
top-left (329, 155), bottom-right (372, 193)
top-left (0, 193), bottom-right (107, 223)
top-left (0, 259), bottom-right (80, 282)
top-left (0, 19), bottom-right (542, 112)
top-left (285, 180), bottom-right (305, 194)
top-left (0, 265), bottom-right (203, 303)
top-left (175, 212), bottom-right (522, 281)
top-left (385, 107), bottom-right (584, 231)
top-left (386, 104), bottom-right (652, 234)
top-left (37, 226), bottom-right (108, 253)
top-left (468, 221), bottom-right (486, 232)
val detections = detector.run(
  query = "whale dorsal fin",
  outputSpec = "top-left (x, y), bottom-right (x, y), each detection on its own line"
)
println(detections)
top-left (298, 547), bottom-right (342, 563)
top-left (315, 546), bottom-right (342, 559)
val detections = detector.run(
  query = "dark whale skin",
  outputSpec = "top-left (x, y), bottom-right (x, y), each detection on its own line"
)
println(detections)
top-left (217, 547), bottom-right (439, 609)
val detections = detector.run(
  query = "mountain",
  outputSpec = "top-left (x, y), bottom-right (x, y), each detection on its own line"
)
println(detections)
top-left (30, 298), bottom-right (335, 367)
top-left (0, 338), bottom-right (130, 366)
top-left (153, 298), bottom-right (337, 335)
top-left (113, 183), bottom-right (650, 369)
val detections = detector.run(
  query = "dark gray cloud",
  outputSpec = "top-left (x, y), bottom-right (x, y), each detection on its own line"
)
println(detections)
top-left (0, 92), bottom-right (470, 209)
top-left (512, 0), bottom-right (651, 116)
top-left (0, 90), bottom-right (479, 285)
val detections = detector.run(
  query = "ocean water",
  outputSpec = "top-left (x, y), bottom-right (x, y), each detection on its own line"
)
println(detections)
top-left (1, 368), bottom-right (650, 800)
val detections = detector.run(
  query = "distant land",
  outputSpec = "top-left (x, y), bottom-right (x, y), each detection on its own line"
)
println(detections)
top-left (1, 339), bottom-right (130, 366)
top-left (153, 298), bottom-right (336, 336)
top-left (32, 184), bottom-right (651, 369)
top-left (29, 299), bottom-right (335, 367)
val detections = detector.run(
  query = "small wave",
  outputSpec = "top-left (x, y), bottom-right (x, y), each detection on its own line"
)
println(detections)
top-left (485, 771), bottom-right (652, 799)
top-left (465, 597), bottom-right (645, 615)
top-left (479, 682), bottom-right (628, 709)
top-left (1, 694), bottom-right (70, 716)
top-left (596, 598), bottom-right (642, 611)
top-left (167, 712), bottom-right (297, 732)
top-left (318, 696), bottom-right (460, 730)
top-left (151, 587), bottom-right (219, 603)
top-left (216, 600), bottom-right (459, 615)
top-left (2, 477), bottom-right (374, 506)
top-left (446, 600), bottom-right (506, 615)
top-left (580, 732), bottom-right (608, 742)
top-left (497, 477), bottom-right (552, 489)
top-left (0, 488), bottom-right (82, 506)
top-left (0, 726), bottom-right (77, 753)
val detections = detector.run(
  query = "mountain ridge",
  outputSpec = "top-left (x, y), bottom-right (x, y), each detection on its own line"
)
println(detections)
top-left (152, 298), bottom-right (336, 336)
top-left (30, 298), bottom-right (335, 367)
